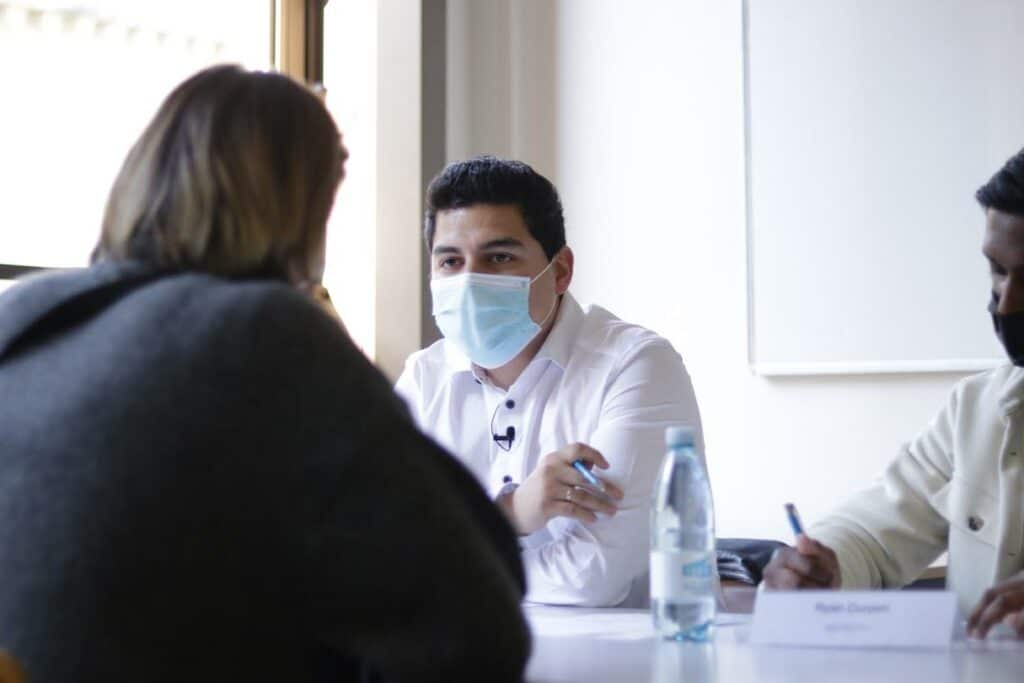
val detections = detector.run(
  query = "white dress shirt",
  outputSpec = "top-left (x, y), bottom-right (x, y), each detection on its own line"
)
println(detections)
top-left (395, 292), bottom-right (704, 607)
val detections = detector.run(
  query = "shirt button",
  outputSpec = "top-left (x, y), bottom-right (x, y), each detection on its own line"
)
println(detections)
top-left (506, 399), bottom-right (516, 409)
top-left (968, 516), bottom-right (984, 532)
top-left (503, 475), bottom-right (512, 483)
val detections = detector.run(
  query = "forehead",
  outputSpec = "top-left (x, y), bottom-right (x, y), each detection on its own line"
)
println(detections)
top-left (433, 204), bottom-right (538, 248)
top-left (984, 209), bottom-right (1024, 264)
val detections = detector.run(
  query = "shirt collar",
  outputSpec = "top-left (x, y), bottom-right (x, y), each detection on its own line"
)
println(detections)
top-left (998, 364), bottom-right (1024, 416)
top-left (439, 291), bottom-right (585, 381)
top-left (534, 292), bottom-right (584, 371)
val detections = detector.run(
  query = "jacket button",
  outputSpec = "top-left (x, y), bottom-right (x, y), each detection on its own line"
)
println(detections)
top-left (968, 516), bottom-right (984, 532)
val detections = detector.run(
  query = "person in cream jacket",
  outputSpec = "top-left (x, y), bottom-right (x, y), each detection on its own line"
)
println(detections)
top-left (763, 147), bottom-right (1024, 640)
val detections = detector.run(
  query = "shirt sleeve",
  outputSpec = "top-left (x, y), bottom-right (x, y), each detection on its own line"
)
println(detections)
top-left (522, 340), bottom-right (705, 606)
top-left (808, 386), bottom-right (957, 590)
top-left (394, 356), bottom-right (424, 428)
top-left (242, 289), bottom-right (530, 682)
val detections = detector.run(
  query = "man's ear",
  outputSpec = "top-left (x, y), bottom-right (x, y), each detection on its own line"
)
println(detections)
top-left (554, 246), bottom-right (574, 295)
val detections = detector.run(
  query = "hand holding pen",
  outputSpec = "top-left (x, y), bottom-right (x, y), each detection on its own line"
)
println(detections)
top-left (762, 503), bottom-right (842, 590)
top-left (499, 443), bottom-right (624, 535)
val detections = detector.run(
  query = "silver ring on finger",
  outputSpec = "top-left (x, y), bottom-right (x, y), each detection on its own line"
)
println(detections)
top-left (565, 486), bottom-right (575, 503)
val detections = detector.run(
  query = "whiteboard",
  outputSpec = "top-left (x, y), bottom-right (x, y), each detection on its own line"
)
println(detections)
top-left (745, 0), bottom-right (1020, 375)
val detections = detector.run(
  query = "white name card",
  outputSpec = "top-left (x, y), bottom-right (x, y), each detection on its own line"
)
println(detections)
top-left (750, 591), bottom-right (958, 649)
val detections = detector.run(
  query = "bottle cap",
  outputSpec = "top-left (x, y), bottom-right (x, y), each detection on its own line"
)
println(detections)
top-left (665, 425), bottom-right (695, 448)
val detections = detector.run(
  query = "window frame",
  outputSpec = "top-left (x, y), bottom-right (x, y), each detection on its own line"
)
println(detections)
top-left (274, 0), bottom-right (326, 86)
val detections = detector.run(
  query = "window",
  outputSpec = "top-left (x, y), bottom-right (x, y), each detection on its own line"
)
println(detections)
top-left (0, 0), bottom-right (413, 370)
top-left (0, 0), bottom-right (272, 273)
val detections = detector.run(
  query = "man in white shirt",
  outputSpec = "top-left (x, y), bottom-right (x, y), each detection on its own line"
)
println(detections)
top-left (396, 156), bottom-right (704, 607)
top-left (762, 147), bottom-right (1024, 639)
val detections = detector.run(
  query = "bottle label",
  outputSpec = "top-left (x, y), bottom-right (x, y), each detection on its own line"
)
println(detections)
top-left (650, 550), bottom-right (714, 599)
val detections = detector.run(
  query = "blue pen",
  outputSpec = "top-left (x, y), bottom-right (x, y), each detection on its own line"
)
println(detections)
top-left (784, 502), bottom-right (804, 537)
top-left (572, 459), bottom-right (605, 492)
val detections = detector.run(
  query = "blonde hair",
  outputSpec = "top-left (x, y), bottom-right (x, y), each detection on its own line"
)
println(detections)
top-left (94, 65), bottom-right (344, 284)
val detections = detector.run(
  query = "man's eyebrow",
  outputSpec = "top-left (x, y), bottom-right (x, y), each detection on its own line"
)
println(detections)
top-left (480, 238), bottom-right (526, 250)
top-left (432, 244), bottom-right (461, 256)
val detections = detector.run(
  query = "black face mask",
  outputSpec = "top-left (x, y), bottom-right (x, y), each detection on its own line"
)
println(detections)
top-left (989, 293), bottom-right (1024, 366)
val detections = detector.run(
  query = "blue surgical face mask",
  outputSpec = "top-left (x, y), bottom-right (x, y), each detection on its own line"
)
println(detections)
top-left (431, 260), bottom-right (557, 369)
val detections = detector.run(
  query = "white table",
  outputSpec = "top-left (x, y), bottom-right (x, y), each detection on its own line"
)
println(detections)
top-left (525, 604), bottom-right (1024, 682)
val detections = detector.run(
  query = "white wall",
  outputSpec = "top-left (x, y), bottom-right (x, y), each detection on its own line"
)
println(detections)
top-left (447, 0), bottom-right (557, 178)
top-left (323, 1), bottom-right (378, 358)
top-left (448, 0), bottom-right (978, 541)
top-left (374, 0), bottom-right (426, 379)
top-left (322, 1), bottom-right (427, 379)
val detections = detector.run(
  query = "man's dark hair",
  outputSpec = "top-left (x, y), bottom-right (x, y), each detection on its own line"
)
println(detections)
top-left (424, 156), bottom-right (566, 260)
top-left (977, 148), bottom-right (1024, 214)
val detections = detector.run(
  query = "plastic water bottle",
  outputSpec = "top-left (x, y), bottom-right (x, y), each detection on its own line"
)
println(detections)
top-left (650, 425), bottom-right (717, 641)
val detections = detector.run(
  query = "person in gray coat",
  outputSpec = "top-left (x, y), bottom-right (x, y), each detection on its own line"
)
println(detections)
top-left (0, 65), bottom-right (529, 682)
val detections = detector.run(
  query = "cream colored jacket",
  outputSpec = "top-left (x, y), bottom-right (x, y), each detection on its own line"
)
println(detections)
top-left (810, 364), bottom-right (1024, 614)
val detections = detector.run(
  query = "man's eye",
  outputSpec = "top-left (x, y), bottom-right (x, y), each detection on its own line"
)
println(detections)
top-left (439, 258), bottom-right (461, 269)
top-left (490, 253), bottom-right (513, 264)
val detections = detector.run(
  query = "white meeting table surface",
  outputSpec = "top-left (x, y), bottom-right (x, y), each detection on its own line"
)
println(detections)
top-left (525, 591), bottom-right (1024, 683)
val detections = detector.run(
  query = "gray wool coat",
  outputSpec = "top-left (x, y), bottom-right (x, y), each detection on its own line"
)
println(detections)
top-left (0, 261), bottom-right (529, 682)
